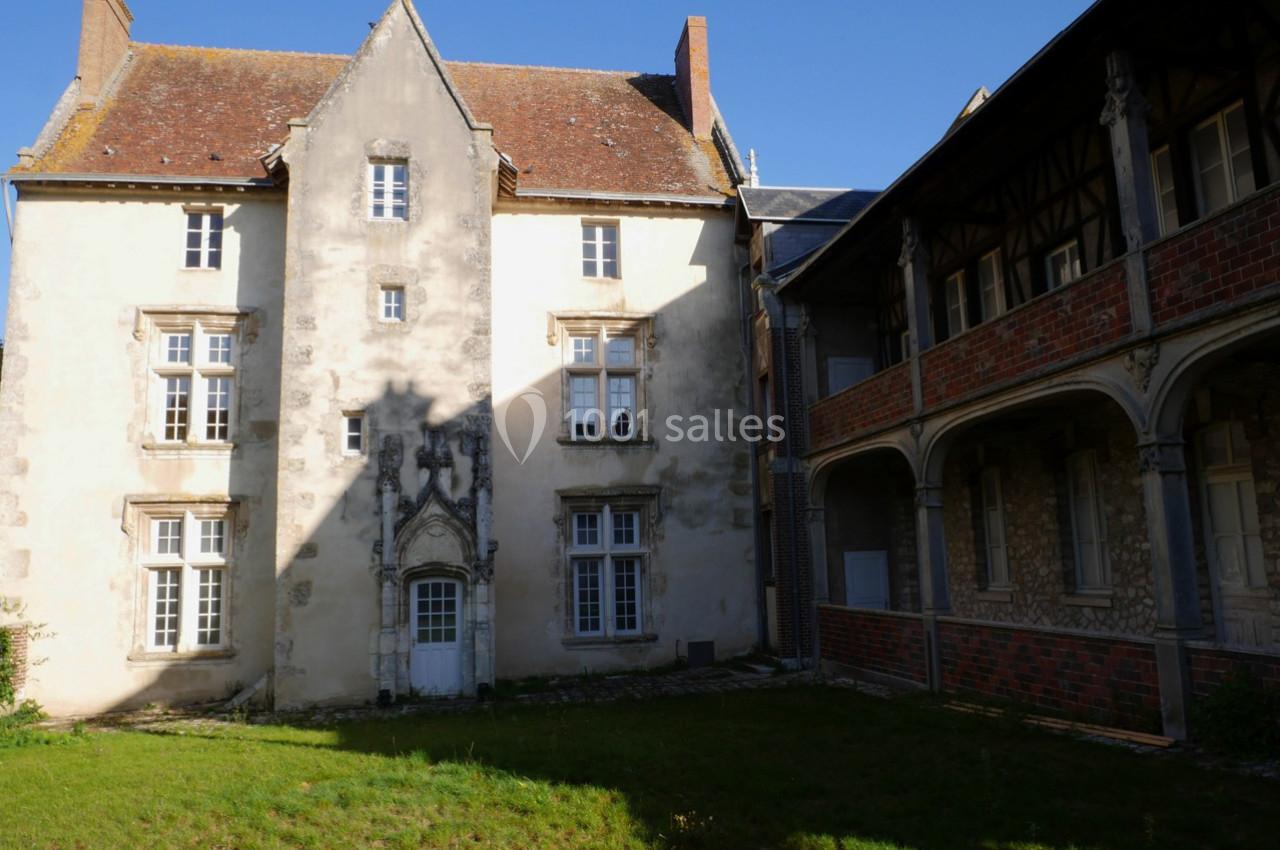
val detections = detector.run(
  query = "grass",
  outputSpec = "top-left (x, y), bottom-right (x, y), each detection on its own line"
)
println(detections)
top-left (0, 685), bottom-right (1276, 849)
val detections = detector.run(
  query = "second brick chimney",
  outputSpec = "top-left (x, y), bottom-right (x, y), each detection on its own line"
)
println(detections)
top-left (674, 16), bottom-right (712, 140)
top-left (77, 0), bottom-right (133, 105)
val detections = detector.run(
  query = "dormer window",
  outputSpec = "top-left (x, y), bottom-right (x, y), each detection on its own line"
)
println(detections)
top-left (368, 160), bottom-right (408, 220)
top-left (184, 210), bottom-right (223, 269)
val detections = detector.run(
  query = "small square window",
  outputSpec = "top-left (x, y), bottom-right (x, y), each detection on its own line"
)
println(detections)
top-left (573, 512), bottom-right (601, 548)
top-left (369, 161), bottom-right (408, 220)
top-left (606, 336), bottom-right (635, 366)
top-left (207, 334), bottom-right (233, 365)
top-left (344, 414), bottom-right (364, 455)
top-left (571, 336), bottom-right (597, 365)
top-left (381, 287), bottom-right (405, 322)
top-left (199, 519), bottom-right (226, 556)
top-left (165, 333), bottom-right (192, 365)
top-left (155, 518), bottom-right (183, 556)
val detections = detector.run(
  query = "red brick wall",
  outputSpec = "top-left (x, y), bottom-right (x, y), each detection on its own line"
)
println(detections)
top-left (919, 262), bottom-right (1132, 409)
top-left (1186, 644), bottom-right (1280, 697)
top-left (808, 360), bottom-right (914, 452)
top-left (773, 470), bottom-right (813, 659)
top-left (937, 620), bottom-right (1161, 731)
top-left (2, 626), bottom-right (27, 694)
top-left (818, 605), bottom-right (927, 684)
top-left (1147, 186), bottom-right (1280, 327)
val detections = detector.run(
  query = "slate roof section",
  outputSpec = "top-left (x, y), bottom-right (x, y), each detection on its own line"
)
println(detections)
top-left (738, 187), bottom-right (878, 222)
top-left (13, 43), bottom-right (739, 199)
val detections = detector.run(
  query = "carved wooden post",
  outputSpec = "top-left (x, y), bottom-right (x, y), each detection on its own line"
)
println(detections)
top-left (899, 218), bottom-right (931, 414)
top-left (1138, 436), bottom-right (1203, 740)
top-left (915, 480), bottom-right (951, 691)
top-left (1100, 50), bottom-right (1157, 335)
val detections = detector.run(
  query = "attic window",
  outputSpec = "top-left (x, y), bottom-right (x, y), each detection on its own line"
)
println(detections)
top-left (368, 160), bottom-right (408, 221)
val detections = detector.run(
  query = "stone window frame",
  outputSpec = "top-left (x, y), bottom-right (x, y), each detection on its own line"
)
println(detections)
top-left (547, 312), bottom-right (656, 446)
top-left (124, 496), bottom-right (239, 663)
top-left (557, 487), bottom-right (661, 645)
top-left (135, 308), bottom-right (247, 455)
top-left (367, 266), bottom-right (422, 332)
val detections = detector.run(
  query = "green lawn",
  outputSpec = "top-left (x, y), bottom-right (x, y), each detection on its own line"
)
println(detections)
top-left (0, 686), bottom-right (1275, 849)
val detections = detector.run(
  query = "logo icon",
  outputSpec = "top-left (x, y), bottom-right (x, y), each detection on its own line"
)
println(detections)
top-left (494, 388), bottom-right (547, 465)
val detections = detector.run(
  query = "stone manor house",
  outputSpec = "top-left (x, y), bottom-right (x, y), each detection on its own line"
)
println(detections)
top-left (1, 0), bottom-right (755, 715)
top-left (2, 0), bottom-right (1279, 743)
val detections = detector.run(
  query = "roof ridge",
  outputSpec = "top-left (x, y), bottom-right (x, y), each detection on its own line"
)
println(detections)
top-left (443, 60), bottom-right (662, 77)
top-left (128, 42), bottom-right (663, 77)
top-left (130, 41), bottom-right (351, 60)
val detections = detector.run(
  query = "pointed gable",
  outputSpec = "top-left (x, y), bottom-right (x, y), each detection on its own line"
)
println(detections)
top-left (13, 3), bottom-right (739, 198)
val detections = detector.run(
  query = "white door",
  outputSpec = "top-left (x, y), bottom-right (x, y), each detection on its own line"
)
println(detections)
top-left (409, 578), bottom-right (464, 696)
top-left (844, 550), bottom-right (890, 610)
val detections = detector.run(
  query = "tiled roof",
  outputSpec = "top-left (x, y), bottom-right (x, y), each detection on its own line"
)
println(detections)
top-left (738, 187), bottom-right (878, 222)
top-left (14, 43), bottom-right (737, 199)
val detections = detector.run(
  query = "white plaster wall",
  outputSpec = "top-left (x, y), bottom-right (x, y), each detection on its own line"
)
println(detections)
top-left (272, 4), bottom-right (495, 708)
top-left (0, 190), bottom-right (285, 715)
top-left (490, 204), bottom-right (757, 677)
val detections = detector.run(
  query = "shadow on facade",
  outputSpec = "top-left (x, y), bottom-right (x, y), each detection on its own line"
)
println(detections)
top-left (84, 210), bottom-right (762, 714)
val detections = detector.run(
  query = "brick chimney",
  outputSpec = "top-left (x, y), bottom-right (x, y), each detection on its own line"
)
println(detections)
top-left (77, 0), bottom-right (133, 105)
top-left (674, 16), bottom-right (712, 140)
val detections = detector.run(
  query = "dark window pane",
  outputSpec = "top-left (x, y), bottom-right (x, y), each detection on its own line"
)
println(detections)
top-left (185, 250), bottom-right (202, 268)
top-left (187, 213), bottom-right (201, 230)
top-left (187, 231), bottom-right (202, 249)
top-left (208, 250), bottom-right (221, 270)
top-left (209, 213), bottom-right (223, 231)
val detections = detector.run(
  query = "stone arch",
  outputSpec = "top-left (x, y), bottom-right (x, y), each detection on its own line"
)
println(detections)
top-left (921, 376), bottom-right (1144, 484)
top-left (811, 443), bottom-right (920, 613)
top-left (809, 433), bottom-right (917, 508)
top-left (394, 500), bottom-right (477, 574)
top-left (1148, 309), bottom-right (1280, 438)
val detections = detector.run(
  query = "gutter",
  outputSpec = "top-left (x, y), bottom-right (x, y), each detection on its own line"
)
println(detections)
top-left (5, 172), bottom-right (276, 188)
top-left (512, 187), bottom-right (733, 208)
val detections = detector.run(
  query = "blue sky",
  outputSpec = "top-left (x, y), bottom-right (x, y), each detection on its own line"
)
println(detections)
top-left (0, 0), bottom-right (1092, 329)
